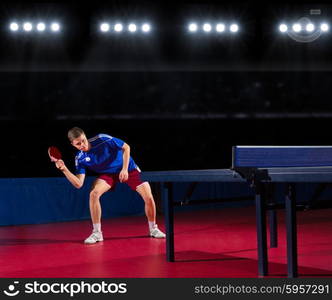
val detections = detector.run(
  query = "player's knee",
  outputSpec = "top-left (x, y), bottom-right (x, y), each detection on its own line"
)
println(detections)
top-left (144, 194), bottom-right (154, 205)
top-left (90, 189), bottom-right (102, 200)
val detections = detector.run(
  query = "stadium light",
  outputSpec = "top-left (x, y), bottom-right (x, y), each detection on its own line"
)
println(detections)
top-left (36, 22), bottom-right (46, 32)
top-left (202, 23), bottom-right (212, 32)
top-left (229, 23), bottom-right (239, 33)
top-left (292, 23), bottom-right (301, 32)
top-left (321, 23), bottom-right (329, 32)
top-left (279, 17), bottom-right (329, 42)
top-left (100, 23), bottom-right (110, 32)
top-left (142, 23), bottom-right (151, 32)
top-left (9, 22), bottom-right (19, 31)
top-left (114, 23), bottom-right (123, 32)
top-left (23, 22), bottom-right (33, 32)
top-left (216, 23), bottom-right (225, 32)
top-left (305, 23), bottom-right (315, 32)
top-left (279, 23), bottom-right (288, 33)
top-left (50, 22), bottom-right (60, 32)
top-left (188, 23), bottom-right (198, 32)
top-left (128, 23), bottom-right (137, 32)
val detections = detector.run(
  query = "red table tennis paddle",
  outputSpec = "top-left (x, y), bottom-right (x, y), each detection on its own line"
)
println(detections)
top-left (48, 146), bottom-right (62, 162)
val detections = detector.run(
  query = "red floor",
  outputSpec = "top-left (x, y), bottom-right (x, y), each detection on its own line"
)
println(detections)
top-left (0, 206), bottom-right (331, 278)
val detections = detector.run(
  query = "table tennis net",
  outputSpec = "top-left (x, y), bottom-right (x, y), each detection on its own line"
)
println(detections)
top-left (233, 146), bottom-right (332, 168)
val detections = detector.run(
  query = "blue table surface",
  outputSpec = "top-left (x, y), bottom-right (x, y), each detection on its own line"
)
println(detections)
top-left (233, 146), bottom-right (332, 168)
top-left (141, 169), bottom-right (246, 182)
top-left (261, 167), bottom-right (332, 182)
top-left (141, 167), bottom-right (332, 183)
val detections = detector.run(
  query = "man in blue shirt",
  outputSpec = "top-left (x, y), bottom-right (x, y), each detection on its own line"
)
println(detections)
top-left (54, 127), bottom-right (165, 244)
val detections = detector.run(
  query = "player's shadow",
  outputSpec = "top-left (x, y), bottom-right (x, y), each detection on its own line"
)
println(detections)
top-left (175, 249), bottom-right (256, 263)
top-left (174, 250), bottom-right (332, 277)
top-left (103, 235), bottom-right (149, 241)
top-left (0, 235), bottom-right (149, 246)
top-left (0, 238), bottom-right (83, 245)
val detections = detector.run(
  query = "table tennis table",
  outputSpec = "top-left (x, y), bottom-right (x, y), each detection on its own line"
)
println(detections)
top-left (141, 146), bottom-right (332, 278)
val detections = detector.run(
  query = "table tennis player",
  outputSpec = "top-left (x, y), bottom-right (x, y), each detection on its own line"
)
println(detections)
top-left (54, 127), bottom-right (165, 244)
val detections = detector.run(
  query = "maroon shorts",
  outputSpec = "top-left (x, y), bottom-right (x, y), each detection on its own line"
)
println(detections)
top-left (98, 169), bottom-right (146, 191)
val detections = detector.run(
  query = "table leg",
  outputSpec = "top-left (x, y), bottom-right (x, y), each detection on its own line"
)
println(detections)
top-left (255, 183), bottom-right (268, 276)
top-left (267, 183), bottom-right (278, 248)
top-left (162, 182), bottom-right (174, 262)
top-left (269, 210), bottom-right (278, 248)
top-left (285, 183), bottom-right (298, 278)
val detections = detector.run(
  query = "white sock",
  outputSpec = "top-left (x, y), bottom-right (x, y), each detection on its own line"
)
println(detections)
top-left (93, 223), bottom-right (101, 232)
top-left (148, 221), bottom-right (156, 231)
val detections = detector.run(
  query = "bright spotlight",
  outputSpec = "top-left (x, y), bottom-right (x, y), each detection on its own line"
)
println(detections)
top-left (306, 23), bottom-right (315, 32)
top-left (51, 22), bottom-right (60, 32)
top-left (128, 23), bottom-right (137, 32)
top-left (188, 23), bottom-right (198, 32)
top-left (292, 23), bottom-right (301, 32)
top-left (100, 23), bottom-right (110, 32)
top-left (142, 23), bottom-right (151, 32)
top-left (202, 23), bottom-right (212, 32)
top-left (114, 23), bottom-right (123, 32)
top-left (216, 23), bottom-right (225, 32)
top-left (279, 23), bottom-right (288, 33)
top-left (23, 22), bottom-right (33, 32)
top-left (36, 22), bottom-right (46, 32)
top-left (9, 22), bottom-right (19, 31)
top-left (321, 23), bottom-right (329, 32)
top-left (229, 23), bottom-right (239, 33)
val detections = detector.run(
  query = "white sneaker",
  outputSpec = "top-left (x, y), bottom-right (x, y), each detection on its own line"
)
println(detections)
top-left (84, 231), bottom-right (103, 244)
top-left (150, 225), bottom-right (166, 238)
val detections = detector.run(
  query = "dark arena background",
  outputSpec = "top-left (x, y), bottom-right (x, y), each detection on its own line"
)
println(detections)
top-left (1, 0), bottom-right (332, 282)
top-left (0, 1), bottom-right (332, 177)
top-left (1, 1), bottom-right (332, 177)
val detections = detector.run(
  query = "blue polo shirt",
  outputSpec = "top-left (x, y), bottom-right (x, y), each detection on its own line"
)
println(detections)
top-left (75, 134), bottom-right (138, 174)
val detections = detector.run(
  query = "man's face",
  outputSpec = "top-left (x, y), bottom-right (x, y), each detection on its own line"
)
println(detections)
top-left (71, 134), bottom-right (90, 152)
